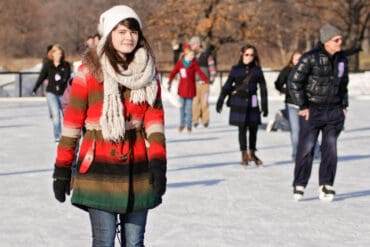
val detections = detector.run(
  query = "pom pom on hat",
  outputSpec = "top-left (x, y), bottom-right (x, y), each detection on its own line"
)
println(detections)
top-left (320, 24), bottom-right (342, 43)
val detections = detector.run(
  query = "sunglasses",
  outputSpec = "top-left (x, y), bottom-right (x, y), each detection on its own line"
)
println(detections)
top-left (244, 53), bottom-right (254, 57)
top-left (331, 37), bottom-right (342, 43)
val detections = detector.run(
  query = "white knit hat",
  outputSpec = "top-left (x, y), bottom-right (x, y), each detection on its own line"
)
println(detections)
top-left (97, 5), bottom-right (142, 41)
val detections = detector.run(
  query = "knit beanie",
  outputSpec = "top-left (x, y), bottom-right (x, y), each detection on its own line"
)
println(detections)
top-left (320, 24), bottom-right (342, 43)
top-left (97, 5), bottom-right (142, 48)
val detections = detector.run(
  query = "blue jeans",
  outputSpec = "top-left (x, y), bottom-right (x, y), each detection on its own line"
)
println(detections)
top-left (46, 92), bottom-right (63, 141)
top-left (88, 208), bottom-right (148, 247)
top-left (287, 104), bottom-right (300, 160)
top-left (287, 104), bottom-right (320, 161)
top-left (179, 97), bottom-right (193, 128)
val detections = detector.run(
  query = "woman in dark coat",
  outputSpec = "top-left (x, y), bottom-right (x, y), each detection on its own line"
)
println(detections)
top-left (274, 51), bottom-right (320, 161)
top-left (216, 44), bottom-right (268, 165)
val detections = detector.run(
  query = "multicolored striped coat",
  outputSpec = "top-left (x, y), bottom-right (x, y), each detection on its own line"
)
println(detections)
top-left (54, 49), bottom-right (166, 213)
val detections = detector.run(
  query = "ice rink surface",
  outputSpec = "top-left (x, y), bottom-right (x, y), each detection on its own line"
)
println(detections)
top-left (0, 95), bottom-right (369, 247)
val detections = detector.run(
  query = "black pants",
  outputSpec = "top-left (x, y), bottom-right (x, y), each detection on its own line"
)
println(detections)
top-left (238, 124), bottom-right (258, 151)
top-left (293, 107), bottom-right (345, 187)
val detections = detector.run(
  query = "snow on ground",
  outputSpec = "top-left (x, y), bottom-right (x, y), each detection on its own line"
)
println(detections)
top-left (0, 94), bottom-right (370, 247)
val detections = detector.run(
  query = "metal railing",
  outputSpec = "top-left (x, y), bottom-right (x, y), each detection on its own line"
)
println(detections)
top-left (0, 70), bottom-right (232, 97)
top-left (0, 71), bottom-right (41, 97)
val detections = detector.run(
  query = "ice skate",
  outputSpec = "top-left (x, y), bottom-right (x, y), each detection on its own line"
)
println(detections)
top-left (319, 185), bottom-right (335, 202)
top-left (293, 186), bottom-right (305, 201)
top-left (266, 120), bottom-right (276, 132)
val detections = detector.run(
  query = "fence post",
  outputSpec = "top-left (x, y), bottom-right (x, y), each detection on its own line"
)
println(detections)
top-left (19, 73), bottom-right (22, 97)
top-left (219, 71), bottom-right (223, 89)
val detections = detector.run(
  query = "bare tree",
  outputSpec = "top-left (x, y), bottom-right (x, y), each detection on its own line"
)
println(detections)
top-left (0, 0), bottom-right (43, 57)
top-left (0, 0), bottom-right (369, 70)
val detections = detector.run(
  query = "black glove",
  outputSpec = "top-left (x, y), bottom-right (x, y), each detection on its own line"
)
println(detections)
top-left (53, 166), bottom-right (71, 203)
top-left (149, 160), bottom-right (167, 197)
top-left (53, 179), bottom-right (70, 202)
top-left (216, 98), bottom-right (223, 113)
top-left (262, 109), bottom-right (268, 117)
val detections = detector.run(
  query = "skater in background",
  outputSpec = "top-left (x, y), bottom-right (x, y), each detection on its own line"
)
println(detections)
top-left (43, 44), bottom-right (54, 64)
top-left (52, 5), bottom-right (167, 246)
top-left (32, 44), bottom-right (71, 142)
top-left (85, 35), bottom-right (95, 49)
top-left (167, 44), bottom-right (209, 133)
top-left (273, 51), bottom-right (321, 161)
top-left (93, 32), bottom-right (101, 47)
top-left (289, 24), bottom-right (348, 202)
top-left (189, 36), bottom-right (217, 128)
top-left (41, 44), bottom-right (54, 114)
top-left (272, 51), bottom-right (302, 134)
top-left (85, 33), bottom-right (100, 49)
top-left (171, 38), bottom-right (182, 65)
top-left (216, 44), bottom-right (268, 166)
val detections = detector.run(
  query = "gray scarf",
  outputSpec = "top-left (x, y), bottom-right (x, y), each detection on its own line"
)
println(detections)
top-left (97, 46), bottom-right (158, 142)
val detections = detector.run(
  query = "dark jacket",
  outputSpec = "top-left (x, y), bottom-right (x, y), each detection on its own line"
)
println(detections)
top-left (274, 66), bottom-right (294, 104)
top-left (218, 63), bottom-right (268, 126)
top-left (288, 43), bottom-right (349, 110)
top-left (195, 49), bottom-right (217, 83)
top-left (33, 60), bottom-right (71, 96)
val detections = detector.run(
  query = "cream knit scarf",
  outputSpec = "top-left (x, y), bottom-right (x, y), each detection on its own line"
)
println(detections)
top-left (97, 47), bottom-right (158, 142)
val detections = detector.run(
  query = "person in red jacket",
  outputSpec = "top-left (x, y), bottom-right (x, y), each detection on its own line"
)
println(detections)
top-left (167, 44), bottom-right (209, 133)
top-left (52, 5), bottom-right (166, 246)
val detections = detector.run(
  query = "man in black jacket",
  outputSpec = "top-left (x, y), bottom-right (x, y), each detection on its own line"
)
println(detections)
top-left (288, 24), bottom-right (348, 202)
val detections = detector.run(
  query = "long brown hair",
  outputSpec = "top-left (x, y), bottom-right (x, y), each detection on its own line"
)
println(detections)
top-left (238, 44), bottom-right (260, 67)
top-left (101, 18), bottom-right (154, 73)
top-left (287, 50), bottom-right (302, 67)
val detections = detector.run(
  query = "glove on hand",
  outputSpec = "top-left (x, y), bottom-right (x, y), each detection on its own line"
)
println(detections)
top-left (149, 160), bottom-right (167, 197)
top-left (262, 109), bottom-right (268, 117)
top-left (53, 166), bottom-right (71, 203)
top-left (53, 179), bottom-right (70, 202)
top-left (216, 98), bottom-right (223, 113)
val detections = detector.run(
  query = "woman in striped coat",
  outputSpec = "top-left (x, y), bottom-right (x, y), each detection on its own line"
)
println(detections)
top-left (52, 5), bottom-right (166, 246)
